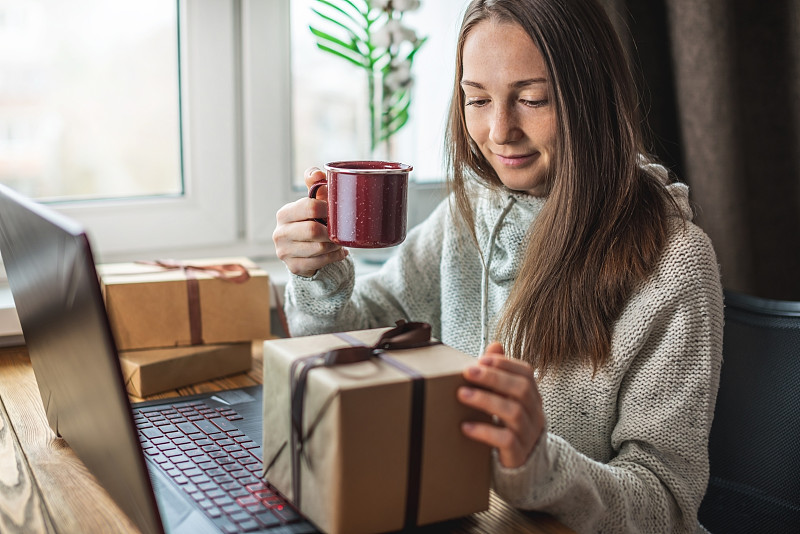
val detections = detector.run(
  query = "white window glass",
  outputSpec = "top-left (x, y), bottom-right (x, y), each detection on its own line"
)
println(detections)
top-left (289, 0), bottom-right (468, 188)
top-left (0, 0), bottom-right (180, 201)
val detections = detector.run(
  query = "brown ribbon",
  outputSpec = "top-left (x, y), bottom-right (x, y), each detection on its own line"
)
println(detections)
top-left (285, 320), bottom-right (437, 530)
top-left (135, 260), bottom-right (251, 345)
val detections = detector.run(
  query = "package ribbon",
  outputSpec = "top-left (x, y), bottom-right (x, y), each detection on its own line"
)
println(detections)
top-left (136, 260), bottom-right (250, 345)
top-left (287, 320), bottom-right (437, 530)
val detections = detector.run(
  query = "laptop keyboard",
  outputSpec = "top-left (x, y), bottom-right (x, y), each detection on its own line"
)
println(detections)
top-left (134, 400), bottom-right (302, 533)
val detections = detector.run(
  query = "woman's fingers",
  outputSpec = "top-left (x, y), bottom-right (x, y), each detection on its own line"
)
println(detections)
top-left (460, 420), bottom-right (530, 468)
top-left (458, 382), bottom-right (532, 435)
top-left (458, 342), bottom-right (546, 468)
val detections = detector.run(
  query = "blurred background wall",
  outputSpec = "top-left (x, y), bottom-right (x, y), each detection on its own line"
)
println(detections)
top-left (602, 0), bottom-right (800, 301)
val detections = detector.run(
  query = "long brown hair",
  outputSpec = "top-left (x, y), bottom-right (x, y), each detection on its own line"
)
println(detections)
top-left (445, 0), bottom-right (677, 374)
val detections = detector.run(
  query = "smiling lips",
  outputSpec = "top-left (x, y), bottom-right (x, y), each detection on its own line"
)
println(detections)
top-left (494, 152), bottom-right (539, 167)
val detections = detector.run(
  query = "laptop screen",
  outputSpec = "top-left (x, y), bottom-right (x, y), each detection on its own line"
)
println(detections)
top-left (0, 184), bottom-right (164, 534)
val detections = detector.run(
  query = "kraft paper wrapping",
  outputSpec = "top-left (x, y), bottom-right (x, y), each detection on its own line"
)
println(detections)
top-left (119, 342), bottom-right (252, 397)
top-left (98, 257), bottom-right (270, 351)
top-left (262, 328), bottom-right (491, 534)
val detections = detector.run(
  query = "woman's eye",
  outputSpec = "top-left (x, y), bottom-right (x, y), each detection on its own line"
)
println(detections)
top-left (465, 98), bottom-right (489, 107)
top-left (521, 99), bottom-right (548, 108)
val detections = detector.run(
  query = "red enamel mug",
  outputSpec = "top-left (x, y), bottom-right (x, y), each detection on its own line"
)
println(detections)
top-left (308, 160), bottom-right (412, 248)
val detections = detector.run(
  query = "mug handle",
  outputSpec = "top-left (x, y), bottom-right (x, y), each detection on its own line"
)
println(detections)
top-left (308, 179), bottom-right (328, 225)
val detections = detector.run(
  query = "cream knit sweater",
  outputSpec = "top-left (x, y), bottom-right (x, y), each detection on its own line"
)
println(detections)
top-left (284, 170), bottom-right (724, 533)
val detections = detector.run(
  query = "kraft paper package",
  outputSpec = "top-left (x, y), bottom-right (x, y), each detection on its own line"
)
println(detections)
top-left (119, 342), bottom-right (253, 398)
top-left (262, 322), bottom-right (491, 534)
top-left (97, 257), bottom-right (270, 351)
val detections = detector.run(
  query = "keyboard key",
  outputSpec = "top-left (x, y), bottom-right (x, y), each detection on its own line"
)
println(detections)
top-left (172, 437), bottom-right (191, 446)
top-left (216, 439), bottom-right (235, 447)
top-left (207, 507), bottom-right (222, 518)
top-left (160, 425), bottom-right (179, 434)
top-left (236, 495), bottom-right (259, 507)
top-left (173, 475), bottom-right (189, 485)
top-left (205, 489), bottom-right (225, 499)
top-left (190, 474), bottom-right (211, 484)
top-left (185, 449), bottom-right (205, 458)
top-left (221, 481), bottom-right (241, 491)
top-left (272, 505), bottom-right (302, 524)
top-left (226, 415), bottom-right (243, 421)
top-left (183, 468), bottom-right (202, 478)
top-left (141, 428), bottom-right (163, 439)
top-left (177, 422), bottom-right (201, 434)
top-left (238, 519), bottom-right (261, 532)
top-left (246, 482), bottom-right (268, 493)
top-left (209, 417), bottom-right (237, 432)
top-left (206, 468), bottom-right (226, 477)
top-left (230, 488), bottom-right (249, 499)
top-left (198, 482), bottom-right (217, 492)
top-left (213, 475), bottom-right (235, 485)
top-left (194, 419), bottom-right (220, 435)
top-left (214, 496), bottom-right (236, 507)
top-left (163, 449), bottom-right (184, 458)
top-left (229, 511), bottom-right (250, 523)
top-left (198, 462), bottom-right (218, 471)
top-left (254, 510), bottom-right (281, 528)
top-left (241, 442), bottom-right (259, 450)
top-left (221, 503), bottom-right (241, 514)
top-left (151, 437), bottom-right (170, 446)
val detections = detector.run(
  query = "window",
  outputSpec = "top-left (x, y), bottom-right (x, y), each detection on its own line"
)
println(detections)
top-left (289, 0), bottom-right (468, 187)
top-left (1, 0), bottom-right (466, 268)
top-left (0, 0), bottom-right (293, 263)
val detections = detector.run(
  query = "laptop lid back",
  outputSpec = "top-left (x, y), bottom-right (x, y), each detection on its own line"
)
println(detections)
top-left (0, 184), bottom-right (164, 534)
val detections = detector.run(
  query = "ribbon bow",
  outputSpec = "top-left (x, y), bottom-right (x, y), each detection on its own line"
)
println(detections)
top-left (283, 320), bottom-right (437, 529)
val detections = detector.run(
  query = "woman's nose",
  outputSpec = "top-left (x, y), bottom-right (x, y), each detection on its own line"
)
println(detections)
top-left (489, 105), bottom-right (521, 145)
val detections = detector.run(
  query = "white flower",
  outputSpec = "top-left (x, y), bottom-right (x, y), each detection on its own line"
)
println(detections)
top-left (392, 0), bottom-right (421, 12)
top-left (384, 59), bottom-right (412, 91)
top-left (372, 18), bottom-right (418, 49)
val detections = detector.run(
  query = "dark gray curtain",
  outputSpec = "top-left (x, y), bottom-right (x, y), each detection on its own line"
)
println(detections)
top-left (602, 0), bottom-right (800, 301)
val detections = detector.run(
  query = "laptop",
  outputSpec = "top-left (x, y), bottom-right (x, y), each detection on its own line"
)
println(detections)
top-left (0, 183), bottom-right (318, 534)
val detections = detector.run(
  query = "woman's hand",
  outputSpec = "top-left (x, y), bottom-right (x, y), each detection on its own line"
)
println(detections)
top-left (272, 167), bottom-right (348, 278)
top-left (458, 342), bottom-right (546, 468)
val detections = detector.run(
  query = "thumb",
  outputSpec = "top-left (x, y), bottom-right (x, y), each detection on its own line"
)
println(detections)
top-left (304, 166), bottom-right (326, 190)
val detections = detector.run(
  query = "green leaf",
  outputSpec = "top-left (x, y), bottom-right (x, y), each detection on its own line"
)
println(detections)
top-left (311, 8), bottom-right (367, 42)
top-left (316, 43), bottom-right (368, 69)
top-left (310, 26), bottom-right (359, 53)
top-left (381, 108), bottom-right (410, 140)
top-left (312, 0), bottom-right (365, 29)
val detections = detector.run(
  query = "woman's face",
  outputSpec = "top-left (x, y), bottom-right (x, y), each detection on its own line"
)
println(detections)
top-left (461, 20), bottom-right (556, 197)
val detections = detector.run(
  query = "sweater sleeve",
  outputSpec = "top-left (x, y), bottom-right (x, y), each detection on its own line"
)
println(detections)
top-left (492, 223), bottom-right (724, 534)
top-left (284, 199), bottom-right (449, 338)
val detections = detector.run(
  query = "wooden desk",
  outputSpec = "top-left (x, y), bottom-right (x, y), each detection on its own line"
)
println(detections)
top-left (0, 345), bottom-right (573, 534)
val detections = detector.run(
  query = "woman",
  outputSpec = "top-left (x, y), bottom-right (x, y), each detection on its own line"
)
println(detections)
top-left (272, 0), bottom-right (723, 532)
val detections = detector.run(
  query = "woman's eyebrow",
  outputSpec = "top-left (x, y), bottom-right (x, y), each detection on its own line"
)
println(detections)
top-left (460, 78), bottom-right (547, 89)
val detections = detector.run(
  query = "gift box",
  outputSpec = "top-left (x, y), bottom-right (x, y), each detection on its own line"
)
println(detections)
top-left (262, 322), bottom-right (492, 534)
top-left (119, 342), bottom-right (253, 398)
top-left (97, 257), bottom-right (270, 351)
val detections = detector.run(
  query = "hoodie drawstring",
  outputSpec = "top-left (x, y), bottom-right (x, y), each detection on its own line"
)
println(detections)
top-left (480, 195), bottom-right (517, 354)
